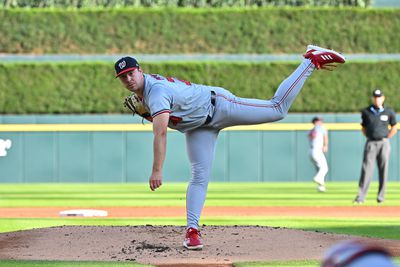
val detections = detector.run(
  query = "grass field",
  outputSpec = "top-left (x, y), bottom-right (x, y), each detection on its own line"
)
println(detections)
top-left (0, 259), bottom-right (317, 267)
top-left (2, 182), bottom-right (399, 207)
top-left (0, 182), bottom-right (399, 267)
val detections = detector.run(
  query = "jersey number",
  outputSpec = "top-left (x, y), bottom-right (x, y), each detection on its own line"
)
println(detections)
top-left (150, 74), bottom-right (191, 85)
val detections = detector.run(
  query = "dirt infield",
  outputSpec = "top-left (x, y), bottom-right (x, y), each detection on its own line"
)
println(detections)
top-left (1, 206), bottom-right (400, 266)
top-left (1, 206), bottom-right (400, 218)
top-left (1, 225), bottom-right (400, 266)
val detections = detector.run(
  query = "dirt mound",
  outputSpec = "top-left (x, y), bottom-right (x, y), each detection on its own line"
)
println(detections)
top-left (1, 225), bottom-right (400, 266)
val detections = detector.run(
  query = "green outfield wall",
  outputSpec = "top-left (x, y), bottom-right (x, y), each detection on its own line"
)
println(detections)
top-left (1, 61), bottom-right (400, 113)
top-left (0, 114), bottom-right (398, 183)
top-left (1, 8), bottom-right (398, 54)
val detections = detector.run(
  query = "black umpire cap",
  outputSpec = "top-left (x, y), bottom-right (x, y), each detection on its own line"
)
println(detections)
top-left (372, 89), bottom-right (384, 97)
top-left (114, 56), bottom-right (140, 78)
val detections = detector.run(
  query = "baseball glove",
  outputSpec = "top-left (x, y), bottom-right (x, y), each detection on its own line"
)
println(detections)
top-left (124, 94), bottom-right (152, 121)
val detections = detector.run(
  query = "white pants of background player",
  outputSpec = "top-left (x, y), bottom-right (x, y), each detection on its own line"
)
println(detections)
top-left (309, 148), bottom-right (328, 186)
top-left (185, 59), bottom-right (315, 229)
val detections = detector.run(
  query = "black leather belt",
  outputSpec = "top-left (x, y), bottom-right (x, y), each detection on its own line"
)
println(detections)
top-left (204, 91), bottom-right (216, 125)
top-left (210, 90), bottom-right (216, 105)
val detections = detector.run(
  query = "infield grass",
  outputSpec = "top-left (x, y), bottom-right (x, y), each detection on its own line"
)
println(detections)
top-left (1, 182), bottom-right (399, 207)
top-left (0, 260), bottom-right (148, 267)
top-left (1, 259), bottom-right (399, 267)
top-left (0, 259), bottom-right (316, 267)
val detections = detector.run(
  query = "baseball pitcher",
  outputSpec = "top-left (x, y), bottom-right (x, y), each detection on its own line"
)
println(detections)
top-left (115, 45), bottom-right (345, 250)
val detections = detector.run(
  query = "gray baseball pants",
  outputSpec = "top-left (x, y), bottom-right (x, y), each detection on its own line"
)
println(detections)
top-left (185, 59), bottom-right (315, 229)
top-left (356, 139), bottom-right (391, 203)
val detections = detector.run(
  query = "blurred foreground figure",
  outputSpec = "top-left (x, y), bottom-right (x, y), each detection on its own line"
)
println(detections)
top-left (321, 240), bottom-right (397, 267)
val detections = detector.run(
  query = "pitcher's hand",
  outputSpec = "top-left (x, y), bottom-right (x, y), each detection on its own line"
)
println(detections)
top-left (149, 172), bottom-right (163, 191)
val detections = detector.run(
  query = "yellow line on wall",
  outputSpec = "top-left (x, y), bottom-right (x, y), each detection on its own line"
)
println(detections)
top-left (0, 123), bottom-right (363, 132)
top-left (0, 124), bottom-right (153, 132)
top-left (227, 123), bottom-right (362, 131)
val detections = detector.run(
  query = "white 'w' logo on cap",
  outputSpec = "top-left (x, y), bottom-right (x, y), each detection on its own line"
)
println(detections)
top-left (118, 61), bottom-right (126, 69)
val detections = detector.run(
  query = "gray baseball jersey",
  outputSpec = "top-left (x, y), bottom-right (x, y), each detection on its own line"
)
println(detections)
top-left (142, 74), bottom-right (217, 132)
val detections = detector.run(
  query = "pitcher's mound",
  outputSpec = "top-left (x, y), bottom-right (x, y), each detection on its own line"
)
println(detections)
top-left (1, 225), bottom-right (400, 266)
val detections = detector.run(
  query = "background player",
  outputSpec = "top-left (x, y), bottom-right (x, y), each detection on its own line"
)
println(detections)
top-left (309, 116), bottom-right (329, 192)
top-left (354, 89), bottom-right (397, 204)
top-left (115, 45), bottom-right (345, 250)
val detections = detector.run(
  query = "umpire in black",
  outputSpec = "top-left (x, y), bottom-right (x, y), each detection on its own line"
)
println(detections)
top-left (354, 89), bottom-right (397, 204)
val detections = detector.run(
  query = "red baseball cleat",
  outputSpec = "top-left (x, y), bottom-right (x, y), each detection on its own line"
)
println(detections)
top-left (183, 227), bottom-right (203, 250)
top-left (304, 45), bottom-right (346, 70)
